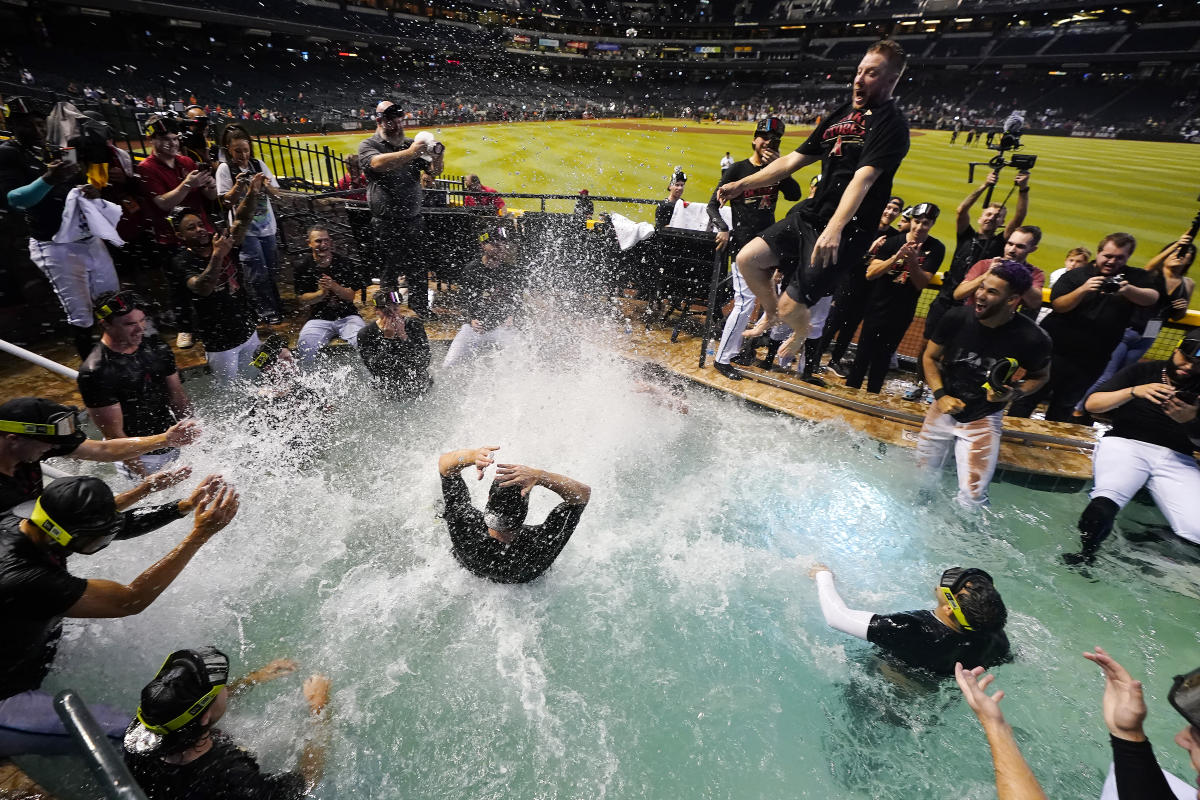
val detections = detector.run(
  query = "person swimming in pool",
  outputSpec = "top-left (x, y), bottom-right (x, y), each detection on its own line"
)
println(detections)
top-left (436, 445), bottom-right (590, 584)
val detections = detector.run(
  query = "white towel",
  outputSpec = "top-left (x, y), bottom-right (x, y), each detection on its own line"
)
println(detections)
top-left (666, 200), bottom-right (732, 232)
top-left (54, 187), bottom-right (125, 246)
top-left (608, 212), bottom-right (655, 251)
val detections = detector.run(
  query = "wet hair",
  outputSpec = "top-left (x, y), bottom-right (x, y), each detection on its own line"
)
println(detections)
top-left (1066, 246), bottom-right (1091, 262)
top-left (485, 482), bottom-right (529, 532)
top-left (866, 39), bottom-right (907, 76)
top-left (1098, 232), bottom-right (1137, 256)
top-left (956, 577), bottom-right (1007, 633)
top-left (307, 224), bottom-right (331, 239)
top-left (988, 260), bottom-right (1034, 297)
top-left (1012, 225), bottom-right (1042, 246)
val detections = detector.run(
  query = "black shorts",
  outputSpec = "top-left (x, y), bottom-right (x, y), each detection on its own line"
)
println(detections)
top-left (758, 212), bottom-right (870, 307)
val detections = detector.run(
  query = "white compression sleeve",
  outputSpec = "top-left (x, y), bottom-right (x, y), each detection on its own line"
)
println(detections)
top-left (814, 570), bottom-right (873, 640)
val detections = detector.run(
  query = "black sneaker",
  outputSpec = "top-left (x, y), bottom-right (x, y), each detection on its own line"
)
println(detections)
top-left (826, 360), bottom-right (848, 379)
top-left (713, 361), bottom-right (743, 381)
top-left (801, 375), bottom-right (827, 388)
top-left (731, 349), bottom-right (757, 367)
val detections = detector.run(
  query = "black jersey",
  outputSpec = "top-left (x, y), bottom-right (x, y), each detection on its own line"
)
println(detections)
top-left (1094, 361), bottom-right (1200, 455)
top-left (441, 475), bottom-right (585, 584)
top-left (356, 319), bottom-right (431, 398)
top-left (1042, 264), bottom-right (1160, 368)
top-left (126, 730), bottom-right (306, 800)
top-left (867, 610), bottom-right (1010, 677)
top-left (176, 247), bottom-right (258, 353)
top-left (706, 159), bottom-right (803, 255)
top-left (937, 224), bottom-right (1006, 303)
top-left (865, 234), bottom-right (945, 320)
top-left (292, 253), bottom-right (364, 322)
top-left (77, 336), bottom-right (179, 438)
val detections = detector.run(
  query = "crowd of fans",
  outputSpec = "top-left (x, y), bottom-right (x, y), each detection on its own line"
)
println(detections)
top-left (0, 35), bottom-right (1197, 798)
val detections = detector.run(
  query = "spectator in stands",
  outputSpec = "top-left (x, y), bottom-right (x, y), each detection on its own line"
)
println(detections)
top-left (0, 474), bottom-right (237, 757)
top-left (1037, 247), bottom-right (1092, 324)
top-left (1077, 233), bottom-right (1195, 415)
top-left (706, 118), bottom-right (803, 381)
top-left (1009, 233), bottom-right (1160, 422)
top-left (0, 397), bottom-right (198, 514)
top-left (175, 175), bottom-right (267, 383)
top-left (294, 225), bottom-right (366, 367)
top-left (358, 100), bottom-right (443, 318)
top-left (720, 151), bottom-right (734, 172)
top-left (336, 154), bottom-right (367, 201)
top-left (952, 226), bottom-right (1046, 315)
top-left (216, 126), bottom-right (285, 325)
top-left (718, 41), bottom-right (911, 366)
top-left (1063, 331), bottom-right (1200, 564)
top-left (443, 224), bottom-right (523, 369)
top-left (357, 290), bottom-right (432, 399)
top-left (916, 262), bottom-right (1051, 509)
top-left (655, 170), bottom-right (687, 229)
top-left (1081, 646), bottom-right (1200, 798)
top-left (123, 646), bottom-right (331, 798)
top-left (0, 97), bottom-right (119, 360)
top-left (905, 170), bottom-right (1029, 401)
top-left (809, 564), bottom-right (1010, 677)
top-left (463, 173), bottom-right (506, 214)
top-left (953, 664), bottom-right (1047, 800)
top-left (437, 444), bottom-right (590, 584)
top-left (137, 114), bottom-right (217, 349)
top-left (180, 106), bottom-right (217, 168)
top-left (420, 171), bottom-right (448, 207)
top-left (845, 202), bottom-right (944, 394)
top-left (78, 292), bottom-right (195, 479)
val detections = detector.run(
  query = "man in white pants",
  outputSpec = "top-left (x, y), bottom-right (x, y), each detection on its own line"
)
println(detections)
top-left (293, 226), bottom-right (367, 367)
top-left (443, 225), bottom-right (521, 370)
top-left (1065, 331), bottom-right (1200, 564)
top-left (706, 118), bottom-right (803, 381)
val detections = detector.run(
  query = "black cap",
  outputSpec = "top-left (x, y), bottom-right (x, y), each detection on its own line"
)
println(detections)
top-left (125, 646), bottom-right (230, 755)
top-left (484, 482), bottom-right (530, 533)
top-left (144, 114), bottom-right (180, 138)
top-left (0, 397), bottom-right (87, 447)
top-left (5, 96), bottom-right (47, 118)
top-left (1180, 332), bottom-right (1200, 359)
top-left (94, 290), bottom-right (146, 322)
top-left (755, 117), bottom-right (786, 138)
top-left (37, 476), bottom-right (119, 528)
top-left (910, 202), bottom-right (940, 221)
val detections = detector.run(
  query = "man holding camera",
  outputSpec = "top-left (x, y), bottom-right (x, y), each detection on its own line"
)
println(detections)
top-left (1009, 233), bottom-right (1159, 422)
top-left (0, 97), bottom-right (119, 360)
top-left (358, 101), bottom-right (443, 318)
top-left (1064, 331), bottom-right (1200, 564)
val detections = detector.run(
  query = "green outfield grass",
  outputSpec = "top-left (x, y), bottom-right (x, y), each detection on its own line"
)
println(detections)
top-left (287, 119), bottom-right (1200, 308)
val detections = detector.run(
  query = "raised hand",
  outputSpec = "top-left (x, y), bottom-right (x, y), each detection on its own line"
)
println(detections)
top-left (164, 419), bottom-right (201, 447)
top-left (1083, 646), bottom-right (1148, 742)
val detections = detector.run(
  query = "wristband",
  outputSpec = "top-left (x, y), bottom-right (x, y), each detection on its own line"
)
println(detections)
top-left (933, 388), bottom-right (947, 400)
top-left (1018, 188), bottom-right (1029, 194)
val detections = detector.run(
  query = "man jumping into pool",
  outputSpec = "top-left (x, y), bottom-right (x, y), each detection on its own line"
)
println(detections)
top-left (808, 563), bottom-right (1010, 676)
top-left (437, 445), bottom-right (590, 584)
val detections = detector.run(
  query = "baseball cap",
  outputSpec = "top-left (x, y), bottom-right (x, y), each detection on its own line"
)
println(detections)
top-left (143, 113), bottom-right (180, 138)
top-left (124, 646), bottom-right (230, 755)
top-left (18, 476), bottom-right (124, 554)
top-left (94, 290), bottom-right (146, 322)
top-left (910, 202), bottom-right (940, 221)
top-left (755, 117), bottom-right (786, 138)
top-left (376, 101), bottom-right (403, 120)
top-left (1179, 331), bottom-right (1200, 360)
top-left (0, 397), bottom-right (87, 447)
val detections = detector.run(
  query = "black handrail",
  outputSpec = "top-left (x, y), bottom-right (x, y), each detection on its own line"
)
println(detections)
top-left (53, 690), bottom-right (147, 800)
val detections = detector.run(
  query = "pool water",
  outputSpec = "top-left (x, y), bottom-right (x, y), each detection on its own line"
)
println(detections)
top-left (27, 313), bottom-right (1200, 799)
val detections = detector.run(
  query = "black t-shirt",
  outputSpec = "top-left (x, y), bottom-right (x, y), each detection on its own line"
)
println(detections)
top-left (0, 140), bottom-right (73, 241)
top-left (0, 517), bottom-right (87, 699)
top-left (794, 99), bottom-right (910, 233)
top-left (175, 247), bottom-right (258, 353)
top-left (654, 200), bottom-right (675, 230)
top-left (441, 475), bottom-right (586, 584)
top-left (125, 730), bottom-right (306, 800)
top-left (357, 133), bottom-right (428, 224)
top-left (77, 337), bottom-right (179, 438)
top-left (461, 259), bottom-right (523, 330)
top-left (933, 306), bottom-right (1052, 423)
top-left (1094, 361), bottom-right (1200, 455)
top-left (0, 437), bottom-right (85, 514)
top-left (865, 234), bottom-right (945, 319)
top-left (937, 224), bottom-right (1006, 303)
top-left (1041, 264), bottom-right (1160, 366)
top-left (867, 609), bottom-right (1010, 677)
top-left (292, 253), bottom-right (363, 322)
top-left (707, 159), bottom-right (803, 254)
top-left (356, 319), bottom-right (431, 397)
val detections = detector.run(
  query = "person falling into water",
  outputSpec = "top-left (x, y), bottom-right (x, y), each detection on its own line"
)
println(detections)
top-left (437, 445), bottom-right (590, 584)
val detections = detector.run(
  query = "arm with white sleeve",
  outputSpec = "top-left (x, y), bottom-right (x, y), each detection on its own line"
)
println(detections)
top-left (813, 568), bottom-right (874, 640)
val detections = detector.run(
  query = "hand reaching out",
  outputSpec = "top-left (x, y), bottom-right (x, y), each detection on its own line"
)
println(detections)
top-left (1082, 646), bottom-right (1148, 742)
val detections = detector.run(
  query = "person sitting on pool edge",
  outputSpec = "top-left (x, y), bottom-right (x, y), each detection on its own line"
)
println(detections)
top-left (808, 564), bottom-right (1010, 676)
top-left (437, 445), bottom-right (590, 584)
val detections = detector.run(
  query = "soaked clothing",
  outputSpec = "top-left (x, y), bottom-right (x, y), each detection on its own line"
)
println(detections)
top-left (175, 246), bottom-right (258, 353)
top-left (706, 159), bottom-right (803, 257)
top-left (441, 475), bottom-right (585, 584)
top-left (1108, 736), bottom-right (1188, 800)
top-left (460, 259), bottom-right (523, 331)
top-left (126, 730), bottom-right (306, 800)
top-left (356, 319), bottom-right (431, 397)
top-left (77, 336), bottom-right (179, 438)
top-left (915, 404), bottom-right (1005, 509)
top-left (0, 435), bottom-right (85, 514)
top-left (867, 610), bottom-right (1010, 676)
top-left (1093, 361), bottom-right (1200, 456)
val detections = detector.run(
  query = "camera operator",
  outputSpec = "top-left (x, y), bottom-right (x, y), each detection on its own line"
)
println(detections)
top-left (1063, 331), bottom-right (1200, 564)
top-left (706, 118), bottom-right (803, 381)
top-left (0, 97), bottom-right (119, 360)
top-left (1009, 233), bottom-right (1160, 422)
top-left (358, 101), bottom-right (443, 318)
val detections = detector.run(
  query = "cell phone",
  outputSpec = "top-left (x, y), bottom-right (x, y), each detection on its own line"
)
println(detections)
top-left (60, 147), bottom-right (77, 165)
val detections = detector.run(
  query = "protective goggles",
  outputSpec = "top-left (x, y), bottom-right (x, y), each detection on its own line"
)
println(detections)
top-left (938, 567), bottom-right (992, 632)
top-left (372, 290), bottom-right (405, 308)
top-left (136, 647), bottom-right (230, 735)
top-left (0, 407), bottom-right (83, 438)
top-left (95, 292), bottom-right (142, 321)
top-left (1170, 667), bottom-right (1200, 731)
top-left (479, 227), bottom-right (510, 244)
top-left (30, 495), bottom-right (122, 554)
top-left (909, 202), bottom-right (940, 222)
top-left (983, 358), bottom-right (1019, 395)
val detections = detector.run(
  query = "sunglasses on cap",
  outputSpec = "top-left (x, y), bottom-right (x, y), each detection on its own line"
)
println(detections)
top-left (95, 291), bottom-right (144, 321)
top-left (1178, 337), bottom-right (1200, 363)
top-left (378, 105), bottom-right (404, 119)
top-left (30, 495), bottom-right (123, 555)
top-left (0, 406), bottom-right (83, 439)
top-left (136, 646), bottom-right (230, 736)
top-left (756, 118), bottom-right (785, 136)
top-left (938, 567), bottom-right (992, 632)
top-left (1169, 667), bottom-right (1200, 732)
top-left (909, 202), bottom-right (940, 221)
top-left (372, 290), bottom-right (405, 308)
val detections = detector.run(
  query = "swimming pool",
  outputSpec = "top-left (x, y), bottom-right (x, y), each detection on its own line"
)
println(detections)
top-left (28, 315), bottom-right (1200, 799)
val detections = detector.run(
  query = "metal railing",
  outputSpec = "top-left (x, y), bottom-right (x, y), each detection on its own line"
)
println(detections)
top-left (54, 690), bottom-right (147, 800)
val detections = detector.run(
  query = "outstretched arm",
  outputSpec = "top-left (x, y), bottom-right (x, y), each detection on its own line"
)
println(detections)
top-left (809, 565), bottom-right (873, 640)
top-left (955, 663), bottom-right (1048, 800)
top-left (438, 445), bottom-right (499, 478)
top-left (495, 463), bottom-right (590, 505)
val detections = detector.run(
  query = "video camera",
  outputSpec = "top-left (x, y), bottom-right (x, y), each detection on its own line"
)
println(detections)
top-left (967, 111), bottom-right (1037, 206)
